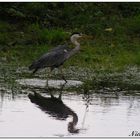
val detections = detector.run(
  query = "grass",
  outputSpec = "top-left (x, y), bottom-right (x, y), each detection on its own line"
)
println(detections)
top-left (1, 36), bottom-right (140, 71)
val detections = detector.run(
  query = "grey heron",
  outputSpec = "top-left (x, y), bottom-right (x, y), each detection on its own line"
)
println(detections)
top-left (29, 32), bottom-right (89, 85)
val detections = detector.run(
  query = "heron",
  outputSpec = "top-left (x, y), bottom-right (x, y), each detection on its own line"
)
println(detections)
top-left (29, 32), bottom-right (89, 86)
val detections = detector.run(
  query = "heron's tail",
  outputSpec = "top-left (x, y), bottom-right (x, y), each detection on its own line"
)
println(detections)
top-left (29, 64), bottom-right (39, 74)
top-left (29, 64), bottom-right (35, 70)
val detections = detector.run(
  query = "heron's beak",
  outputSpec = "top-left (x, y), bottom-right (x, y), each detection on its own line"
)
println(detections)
top-left (81, 34), bottom-right (94, 40)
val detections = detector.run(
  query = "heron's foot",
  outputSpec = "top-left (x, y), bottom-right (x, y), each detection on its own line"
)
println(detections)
top-left (61, 75), bottom-right (67, 84)
top-left (64, 79), bottom-right (68, 84)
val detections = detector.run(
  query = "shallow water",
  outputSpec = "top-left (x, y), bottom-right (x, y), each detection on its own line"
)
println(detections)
top-left (0, 91), bottom-right (140, 137)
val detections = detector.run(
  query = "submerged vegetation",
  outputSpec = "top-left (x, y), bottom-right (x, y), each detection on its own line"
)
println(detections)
top-left (0, 2), bottom-right (140, 93)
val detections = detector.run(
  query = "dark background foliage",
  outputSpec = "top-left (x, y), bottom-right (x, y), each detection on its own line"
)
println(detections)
top-left (0, 2), bottom-right (140, 69)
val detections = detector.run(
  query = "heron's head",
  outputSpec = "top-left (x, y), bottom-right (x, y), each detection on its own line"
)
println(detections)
top-left (70, 32), bottom-right (82, 41)
top-left (70, 32), bottom-right (93, 42)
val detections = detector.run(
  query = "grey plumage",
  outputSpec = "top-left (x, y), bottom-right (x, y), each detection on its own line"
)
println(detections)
top-left (29, 45), bottom-right (71, 73)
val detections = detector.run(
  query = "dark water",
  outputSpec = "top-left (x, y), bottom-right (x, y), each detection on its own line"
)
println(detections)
top-left (0, 91), bottom-right (140, 137)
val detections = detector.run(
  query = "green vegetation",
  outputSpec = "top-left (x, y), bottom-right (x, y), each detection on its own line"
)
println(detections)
top-left (0, 3), bottom-right (140, 92)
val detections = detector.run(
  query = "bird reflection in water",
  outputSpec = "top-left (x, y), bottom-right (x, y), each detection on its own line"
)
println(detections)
top-left (28, 90), bottom-right (79, 134)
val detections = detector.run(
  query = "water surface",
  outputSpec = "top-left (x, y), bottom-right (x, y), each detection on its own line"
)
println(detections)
top-left (0, 91), bottom-right (140, 137)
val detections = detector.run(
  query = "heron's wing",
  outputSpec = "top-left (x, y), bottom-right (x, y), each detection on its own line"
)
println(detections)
top-left (49, 44), bottom-right (70, 52)
top-left (29, 48), bottom-right (70, 71)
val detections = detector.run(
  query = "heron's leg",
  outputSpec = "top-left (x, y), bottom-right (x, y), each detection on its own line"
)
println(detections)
top-left (58, 82), bottom-right (67, 100)
top-left (45, 69), bottom-right (53, 97)
top-left (59, 67), bottom-right (67, 83)
top-left (46, 68), bottom-right (51, 87)
top-left (58, 67), bottom-right (67, 99)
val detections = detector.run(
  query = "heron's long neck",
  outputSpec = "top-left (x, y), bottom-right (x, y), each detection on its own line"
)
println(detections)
top-left (66, 38), bottom-right (80, 59)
